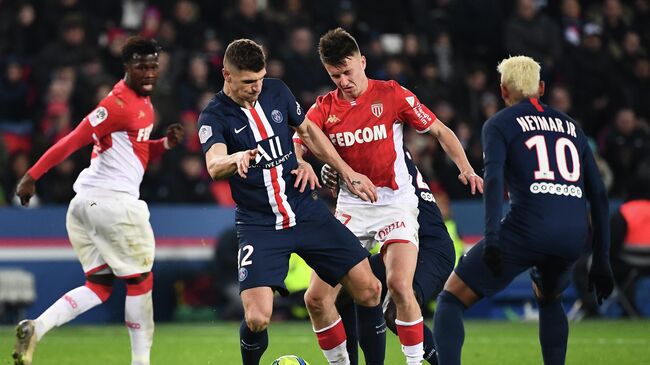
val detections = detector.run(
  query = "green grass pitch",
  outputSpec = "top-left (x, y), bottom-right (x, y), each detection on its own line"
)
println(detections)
top-left (1, 320), bottom-right (649, 364)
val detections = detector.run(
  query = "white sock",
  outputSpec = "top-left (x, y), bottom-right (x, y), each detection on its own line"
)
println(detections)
top-left (125, 292), bottom-right (154, 365)
top-left (322, 341), bottom-right (349, 365)
top-left (395, 317), bottom-right (424, 365)
top-left (403, 342), bottom-right (424, 365)
top-left (34, 286), bottom-right (102, 340)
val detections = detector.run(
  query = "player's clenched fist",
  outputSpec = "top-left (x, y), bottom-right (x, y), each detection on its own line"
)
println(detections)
top-left (164, 123), bottom-right (185, 149)
top-left (236, 149), bottom-right (258, 178)
top-left (15, 173), bottom-right (36, 207)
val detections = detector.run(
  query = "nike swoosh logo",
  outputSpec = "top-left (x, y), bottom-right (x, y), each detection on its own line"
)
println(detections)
top-left (235, 125), bottom-right (248, 134)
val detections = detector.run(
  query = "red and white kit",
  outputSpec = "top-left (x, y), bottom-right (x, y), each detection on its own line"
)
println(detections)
top-left (28, 80), bottom-right (167, 277)
top-left (297, 79), bottom-right (437, 250)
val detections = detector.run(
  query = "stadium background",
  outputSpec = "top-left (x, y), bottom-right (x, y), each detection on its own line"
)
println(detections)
top-left (0, 0), bottom-right (649, 362)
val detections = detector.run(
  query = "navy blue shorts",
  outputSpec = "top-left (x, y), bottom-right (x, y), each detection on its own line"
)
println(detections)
top-left (370, 233), bottom-right (455, 305)
top-left (237, 214), bottom-right (369, 296)
top-left (454, 238), bottom-right (574, 298)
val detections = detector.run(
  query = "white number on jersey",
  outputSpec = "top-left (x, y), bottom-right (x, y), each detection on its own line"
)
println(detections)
top-left (525, 135), bottom-right (581, 182)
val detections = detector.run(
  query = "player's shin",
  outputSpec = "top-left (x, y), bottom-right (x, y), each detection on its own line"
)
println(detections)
top-left (433, 291), bottom-right (466, 365)
top-left (314, 317), bottom-right (350, 365)
top-left (125, 273), bottom-right (154, 365)
top-left (240, 320), bottom-right (268, 365)
top-left (538, 297), bottom-right (568, 365)
top-left (423, 323), bottom-right (438, 364)
top-left (34, 281), bottom-right (111, 340)
top-left (356, 302), bottom-right (386, 365)
top-left (335, 293), bottom-right (359, 365)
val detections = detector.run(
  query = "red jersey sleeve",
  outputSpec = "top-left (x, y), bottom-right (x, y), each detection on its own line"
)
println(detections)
top-left (147, 138), bottom-right (167, 161)
top-left (28, 120), bottom-right (94, 180)
top-left (391, 80), bottom-right (436, 132)
top-left (85, 94), bottom-right (128, 138)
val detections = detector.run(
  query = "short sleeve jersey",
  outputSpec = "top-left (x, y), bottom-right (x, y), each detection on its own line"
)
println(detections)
top-left (198, 79), bottom-right (326, 230)
top-left (303, 79), bottom-right (436, 206)
top-left (482, 98), bottom-right (602, 258)
top-left (74, 80), bottom-right (156, 197)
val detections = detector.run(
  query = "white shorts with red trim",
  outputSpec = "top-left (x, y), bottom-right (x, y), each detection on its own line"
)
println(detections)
top-left (66, 188), bottom-right (155, 278)
top-left (335, 202), bottom-right (419, 251)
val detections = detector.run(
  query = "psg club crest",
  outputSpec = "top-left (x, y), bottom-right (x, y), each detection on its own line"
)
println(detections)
top-left (271, 109), bottom-right (283, 123)
top-left (371, 103), bottom-right (383, 118)
top-left (238, 267), bottom-right (248, 282)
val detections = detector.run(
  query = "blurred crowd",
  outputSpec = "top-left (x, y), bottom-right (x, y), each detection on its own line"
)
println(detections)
top-left (1, 0), bottom-right (649, 206)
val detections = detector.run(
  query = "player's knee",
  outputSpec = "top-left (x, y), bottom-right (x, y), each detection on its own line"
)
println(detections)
top-left (352, 277), bottom-right (381, 307)
top-left (386, 276), bottom-right (413, 305)
top-left (125, 272), bottom-right (153, 296)
top-left (85, 279), bottom-right (114, 303)
top-left (304, 288), bottom-right (332, 314)
top-left (245, 310), bottom-right (271, 332)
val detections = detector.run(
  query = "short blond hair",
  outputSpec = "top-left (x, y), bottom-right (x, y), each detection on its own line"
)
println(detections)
top-left (497, 56), bottom-right (541, 97)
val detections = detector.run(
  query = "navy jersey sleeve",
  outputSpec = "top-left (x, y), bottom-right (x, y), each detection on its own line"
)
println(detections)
top-left (482, 120), bottom-right (507, 247)
top-left (582, 141), bottom-right (610, 265)
top-left (197, 110), bottom-right (227, 154)
top-left (278, 80), bottom-right (304, 128)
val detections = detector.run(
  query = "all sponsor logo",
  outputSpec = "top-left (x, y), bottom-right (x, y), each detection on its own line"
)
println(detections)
top-left (371, 102), bottom-right (383, 118)
top-left (377, 221), bottom-right (406, 241)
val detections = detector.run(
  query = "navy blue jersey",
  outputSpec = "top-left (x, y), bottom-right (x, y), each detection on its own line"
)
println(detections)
top-left (198, 79), bottom-right (327, 229)
top-left (403, 149), bottom-right (450, 244)
top-left (482, 98), bottom-right (609, 259)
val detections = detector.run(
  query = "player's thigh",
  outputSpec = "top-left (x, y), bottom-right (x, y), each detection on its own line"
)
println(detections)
top-left (85, 195), bottom-right (155, 277)
top-left (413, 237), bottom-right (455, 303)
top-left (237, 228), bottom-right (293, 296)
top-left (530, 255), bottom-right (575, 299)
top-left (383, 242), bottom-right (418, 288)
top-left (66, 195), bottom-right (107, 274)
top-left (296, 215), bottom-right (369, 288)
top-left (241, 286), bottom-right (274, 321)
top-left (453, 239), bottom-right (532, 298)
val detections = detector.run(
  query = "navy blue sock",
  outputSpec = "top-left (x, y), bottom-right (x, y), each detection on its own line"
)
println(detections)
top-left (423, 323), bottom-right (438, 364)
top-left (433, 291), bottom-right (466, 365)
top-left (538, 298), bottom-right (568, 365)
top-left (337, 296), bottom-right (359, 365)
top-left (356, 303), bottom-right (386, 365)
top-left (240, 320), bottom-right (268, 365)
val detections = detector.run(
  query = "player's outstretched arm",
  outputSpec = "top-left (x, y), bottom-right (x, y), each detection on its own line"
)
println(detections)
top-left (429, 119), bottom-right (484, 195)
top-left (293, 119), bottom-right (377, 202)
top-left (15, 120), bottom-right (95, 206)
top-left (205, 143), bottom-right (258, 180)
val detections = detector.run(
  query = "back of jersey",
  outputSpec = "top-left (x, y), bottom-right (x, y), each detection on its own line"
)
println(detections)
top-left (483, 98), bottom-right (591, 258)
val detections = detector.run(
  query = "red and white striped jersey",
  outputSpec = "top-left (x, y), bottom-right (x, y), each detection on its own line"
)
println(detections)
top-left (73, 80), bottom-right (157, 197)
top-left (300, 79), bottom-right (437, 206)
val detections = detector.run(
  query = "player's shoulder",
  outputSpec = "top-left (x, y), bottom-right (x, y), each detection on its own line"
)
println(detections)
top-left (198, 92), bottom-right (234, 125)
top-left (313, 88), bottom-right (336, 106)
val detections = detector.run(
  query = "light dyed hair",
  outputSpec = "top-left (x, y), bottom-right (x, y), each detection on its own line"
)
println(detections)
top-left (497, 56), bottom-right (541, 97)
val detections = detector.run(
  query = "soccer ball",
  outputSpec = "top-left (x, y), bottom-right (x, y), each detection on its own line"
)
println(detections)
top-left (271, 355), bottom-right (310, 365)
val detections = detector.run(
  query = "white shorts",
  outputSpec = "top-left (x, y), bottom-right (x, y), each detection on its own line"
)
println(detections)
top-left (66, 188), bottom-right (155, 278)
top-left (335, 203), bottom-right (420, 251)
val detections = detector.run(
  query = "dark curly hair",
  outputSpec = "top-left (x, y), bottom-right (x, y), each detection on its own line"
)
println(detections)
top-left (121, 36), bottom-right (160, 64)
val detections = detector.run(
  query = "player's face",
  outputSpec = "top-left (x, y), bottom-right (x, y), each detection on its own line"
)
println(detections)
top-left (125, 53), bottom-right (160, 96)
top-left (323, 53), bottom-right (368, 100)
top-left (225, 67), bottom-right (266, 105)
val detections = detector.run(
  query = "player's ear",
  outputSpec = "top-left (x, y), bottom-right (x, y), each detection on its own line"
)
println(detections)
top-left (538, 81), bottom-right (545, 98)
top-left (500, 83), bottom-right (509, 101)
top-left (222, 67), bottom-right (230, 82)
top-left (360, 55), bottom-right (366, 71)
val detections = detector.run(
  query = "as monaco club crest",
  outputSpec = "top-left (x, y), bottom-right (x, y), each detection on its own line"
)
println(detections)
top-left (371, 102), bottom-right (383, 118)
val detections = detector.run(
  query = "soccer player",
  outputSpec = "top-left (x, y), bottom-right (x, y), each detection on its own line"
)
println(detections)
top-left (198, 39), bottom-right (382, 365)
top-left (320, 147), bottom-right (456, 365)
top-left (294, 28), bottom-right (482, 365)
top-left (433, 55), bottom-right (614, 365)
top-left (12, 37), bottom-right (184, 365)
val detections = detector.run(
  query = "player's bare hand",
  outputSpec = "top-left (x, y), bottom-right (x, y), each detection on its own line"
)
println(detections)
top-left (458, 170), bottom-right (484, 195)
top-left (165, 123), bottom-right (184, 149)
top-left (341, 171), bottom-right (377, 203)
top-left (320, 164), bottom-right (340, 190)
top-left (291, 161), bottom-right (321, 193)
top-left (15, 173), bottom-right (36, 207)
top-left (236, 149), bottom-right (258, 179)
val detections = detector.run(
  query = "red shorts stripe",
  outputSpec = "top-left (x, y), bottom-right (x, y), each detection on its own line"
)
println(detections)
top-left (85, 263), bottom-right (109, 276)
top-left (126, 272), bottom-right (154, 296)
